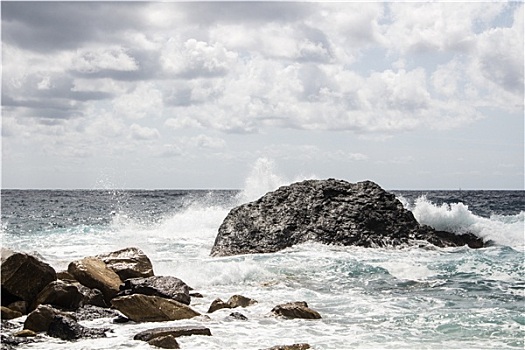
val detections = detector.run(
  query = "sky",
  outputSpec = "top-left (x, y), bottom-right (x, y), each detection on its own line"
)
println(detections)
top-left (1, 1), bottom-right (524, 190)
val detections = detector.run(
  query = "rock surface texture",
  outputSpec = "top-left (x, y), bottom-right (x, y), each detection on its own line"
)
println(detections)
top-left (211, 179), bottom-right (484, 256)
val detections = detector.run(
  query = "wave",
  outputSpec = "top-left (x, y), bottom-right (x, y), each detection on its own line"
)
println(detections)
top-left (401, 195), bottom-right (524, 250)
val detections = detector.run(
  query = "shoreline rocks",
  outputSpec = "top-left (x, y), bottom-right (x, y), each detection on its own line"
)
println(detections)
top-left (111, 295), bottom-right (200, 322)
top-left (211, 179), bottom-right (484, 256)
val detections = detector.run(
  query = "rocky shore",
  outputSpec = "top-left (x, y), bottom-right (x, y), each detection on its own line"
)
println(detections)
top-left (1, 247), bottom-right (318, 350)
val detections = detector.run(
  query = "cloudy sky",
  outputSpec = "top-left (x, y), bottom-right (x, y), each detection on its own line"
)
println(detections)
top-left (2, 1), bottom-right (523, 190)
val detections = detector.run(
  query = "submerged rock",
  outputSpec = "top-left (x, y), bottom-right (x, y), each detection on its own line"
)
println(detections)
top-left (211, 179), bottom-right (483, 256)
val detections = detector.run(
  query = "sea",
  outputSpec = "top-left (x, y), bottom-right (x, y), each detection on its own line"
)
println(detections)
top-left (1, 169), bottom-right (524, 349)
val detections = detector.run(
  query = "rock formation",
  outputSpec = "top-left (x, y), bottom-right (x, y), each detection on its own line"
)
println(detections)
top-left (97, 247), bottom-right (154, 280)
top-left (111, 294), bottom-right (200, 322)
top-left (211, 179), bottom-right (484, 256)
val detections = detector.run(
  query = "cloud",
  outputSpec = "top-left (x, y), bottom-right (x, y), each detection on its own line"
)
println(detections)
top-left (129, 123), bottom-right (160, 141)
top-left (71, 47), bottom-right (139, 73)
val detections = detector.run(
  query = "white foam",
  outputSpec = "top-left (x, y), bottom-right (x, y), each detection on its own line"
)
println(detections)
top-left (410, 196), bottom-right (524, 250)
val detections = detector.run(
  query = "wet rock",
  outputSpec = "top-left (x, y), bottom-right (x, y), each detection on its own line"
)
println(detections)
top-left (24, 305), bottom-right (67, 332)
top-left (211, 179), bottom-right (484, 256)
top-left (13, 329), bottom-right (37, 338)
top-left (228, 312), bottom-right (248, 320)
top-left (68, 257), bottom-right (121, 303)
top-left (207, 298), bottom-right (230, 313)
top-left (47, 315), bottom-right (107, 340)
top-left (97, 247), bottom-right (154, 280)
top-left (207, 295), bottom-right (258, 313)
top-left (148, 335), bottom-right (180, 349)
top-left (271, 302), bottom-right (321, 320)
top-left (118, 276), bottom-right (190, 305)
top-left (0, 306), bottom-right (22, 320)
top-left (76, 284), bottom-right (108, 308)
top-left (134, 326), bottom-right (212, 341)
top-left (1, 249), bottom-right (56, 304)
top-left (73, 305), bottom-right (120, 321)
top-left (31, 280), bottom-right (84, 311)
top-left (111, 294), bottom-right (200, 322)
top-left (56, 271), bottom-right (76, 281)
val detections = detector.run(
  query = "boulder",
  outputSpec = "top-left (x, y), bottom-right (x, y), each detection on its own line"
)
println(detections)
top-left (47, 315), bottom-right (107, 341)
top-left (1, 249), bottom-right (56, 304)
top-left (207, 298), bottom-right (230, 313)
top-left (211, 179), bottom-right (484, 256)
top-left (134, 326), bottom-right (212, 341)
top-left (118, 276), bottom-right (190, 305)
top-left (68, 257), bottom-right (121, 303)
top-left (76, 284), bottom-right (108, 308)
top-left (0, 306), bottom-right (22, 320)
top-left (271, 301), bottom-right (321, 320)
top-left (111, 295), bottom-right (200, 322)
top-left (97, 247), bottom-right (154, 280)
top-left (24, 304), bottom-right (67, 332)
top-left (31, 280), bottom-right (84, 311)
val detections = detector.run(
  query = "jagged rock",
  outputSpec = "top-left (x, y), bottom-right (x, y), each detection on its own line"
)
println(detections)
top-left (207, 295), bottom-right (258, 313)
top-left (97, 247), bottom-right (154, 280)
top-left (111, 295), bottom-right (200, 322)
top-left (0, 306), bottom-right (22, 320)
top-left (1, 249), bottom-right (56, 304)
top-left (24, 305), bottom-right (67, 332)
top-left (264, 344), bottom-right (311, 350)
top-left (211, 179), bottom-right (484, 256)
top-left (31, 280), bottom-right (84, 311)
top-left (134, 326), bottom-right (212, 341)
top-left (207, 298), bottom-right (230, 313)
top-left (68, 257), bottom-right (121, 303)
top-left (47, 315), bottom-right (107, 340)
top-left (118, 276), bottom-right (190, 305)
top-left (73, 305), bottom-right (120, 321)
top-left (271, 301), bottom-right (321, 319)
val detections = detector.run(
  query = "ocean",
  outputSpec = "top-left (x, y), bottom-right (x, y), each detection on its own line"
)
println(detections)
top-left (1, 176), bottom-right (524, 349)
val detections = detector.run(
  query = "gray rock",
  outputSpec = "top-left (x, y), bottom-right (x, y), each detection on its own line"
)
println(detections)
top-left (264, 344), bottom-right (311, 350)
top-left (97, 247), bottom-right (154, 280)
top-left (134, 326), bottom-right (212, 341)
top-left (147, 335), bottom-right (180, 349)
top-left (271, 301), bottom-right (321, 319)
top-left (118, 276), bottom-right (190, 305)
top-left (47, 315), bottom-right (107, 340)
top-left (228, 312), bottom-right (248, 320)
top-left (211, 179), bottom-right (484, 256)
top-left (207, 295), bottom-right (257, 313)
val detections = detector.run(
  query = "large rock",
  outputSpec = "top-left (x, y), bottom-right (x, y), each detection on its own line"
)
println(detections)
top-left (31, 280), bottom-right (84, 311)
top-left (1, 249), bottom-right (56, 304)
top-left (111, 295), bottom-right (200, 322)
top-left (118, 276), bottom-right (190, 305)
top-left (68, 257), bottom-right (121, 303)
top-left (211, 179), bottom-right (484, 256)
top-left (23, 304), bottom-right (66, 332)
top-left (97, 247), bottom-right (154, 280)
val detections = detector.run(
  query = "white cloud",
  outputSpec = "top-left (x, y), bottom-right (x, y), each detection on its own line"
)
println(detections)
top-left (129, 123), bottom-right (160, 140)
top-left (112, 82), bottom-right (163, 120)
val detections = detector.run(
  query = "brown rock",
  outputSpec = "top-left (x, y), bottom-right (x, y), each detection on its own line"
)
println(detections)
top-left (207, 298), bottom-right (230, 313)
top-left (118, 276), bottom-right (190, 305)
top-left (56, 271), bottom-right (76, 281)
top-left (31, 280), bottom-right (84, 311)
top-left (1, 249), bottom-right (56, 304)
top-left (24, 304), bottom-right (65, 332)
top-left (271, 301), bottom-right (321, 319)
top-left (7, 301), bottom-right (28, 315)
top-left (227, 294), bottom-right (257, 308)
top-left (111, 294), bottom-right (200, 322)
top-left (265, 344), bottom-right (311, 350)
top-left (97, 247), bottom-right (154, 280)
top-left (148, 335), bottom-right (180, 349)
top-left (68, 257), bottom-right (121, 303)
top-left (13, 329), bottom-right (37, 338)
top-left (1, 306), bottom-right (22, 320)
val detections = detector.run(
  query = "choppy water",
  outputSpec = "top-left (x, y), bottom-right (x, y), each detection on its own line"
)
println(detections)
top-left (1, 177), bottom-right (524, 349)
